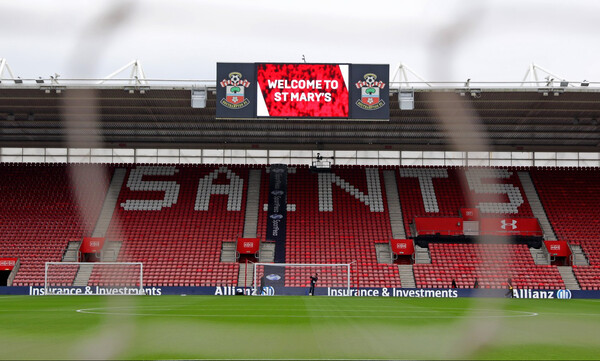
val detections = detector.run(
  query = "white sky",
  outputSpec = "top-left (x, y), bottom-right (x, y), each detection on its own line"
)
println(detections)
top-left (2, 0), bottom-right (600, 82)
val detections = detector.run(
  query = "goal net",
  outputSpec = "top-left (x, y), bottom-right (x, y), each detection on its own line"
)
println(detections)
top-left (253, 263), bottom-right (351, 296)
top-left (44, 262), bottom-right (143, 295)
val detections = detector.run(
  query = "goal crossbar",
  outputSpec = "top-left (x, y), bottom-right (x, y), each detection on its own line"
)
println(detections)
top-left (253, 263), bottom-right (351, 295)
top-left (44, 262), bottom-right (144, 295)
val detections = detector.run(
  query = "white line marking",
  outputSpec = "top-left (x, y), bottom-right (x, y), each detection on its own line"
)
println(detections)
top-left (75, 305), bottom-right (538, 319)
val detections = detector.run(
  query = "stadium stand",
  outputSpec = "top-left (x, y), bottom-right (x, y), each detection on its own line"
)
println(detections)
top-left (530, 168), bottom-right (600, 264)
top-left (573, 266), bottom-right (600, 290)
top-left (0, 164), bottom-right (109, 286)
top-left (88, 263), bottom-right (141, 287)
top-left (104, 165), bottom-right (246, 287)
top-left (530, 167), bottom-right (600, 289)
top-left (397, 166), bottom-right (534, 237)
top-left (414, 243), bottom-right (565, 289)
top-left (1, 162), bottom-right (593, 290)
top-left (45, 264), bottom-right (79, 287)
top-left (257, 165), bottom-right (401, 288)
top-left (400, 166), bottom-right (565, 289)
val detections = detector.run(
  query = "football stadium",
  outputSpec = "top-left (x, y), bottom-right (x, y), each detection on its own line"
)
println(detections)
top-left (2, 1), bottom-right (600, 360)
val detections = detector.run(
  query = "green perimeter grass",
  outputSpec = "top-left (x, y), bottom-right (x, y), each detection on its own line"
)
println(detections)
top-left (0, 295), bottom-right (599, 360)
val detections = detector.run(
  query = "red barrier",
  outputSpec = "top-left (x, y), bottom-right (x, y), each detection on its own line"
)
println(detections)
top-left (414, 217), bottom-right (463, 236)
top-left (0, 257), bottom-right (18, 271)
top-left (237, 238), bottom-right (260, 254)
top-left (545, 240), bottom-right (571, 257)
top-left (480, 218), bottom-right (542, 237)
top-left (80, 237), bottom-right (105, 253)
top-left (391, 239), bottom-right (414, 255)
top-left (460, 208), bottom-right (480, 221)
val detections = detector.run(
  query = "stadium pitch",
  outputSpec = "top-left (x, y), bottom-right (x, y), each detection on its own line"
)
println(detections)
top-left (0, 295), bottom-right (599, 360)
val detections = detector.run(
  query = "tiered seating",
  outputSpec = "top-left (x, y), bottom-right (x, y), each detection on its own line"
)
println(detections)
top-left (531, 168), bottom-right (600, 265)
top-left (46, 264), bottom-right (79, 287)
top-left (5, 163), bottom-right (596, 291)
top-left (0, 164), bottom-right (109, 286)
top-left (256, 165), bottom-right (401, 288)
top-left (573, 267), bottom-right (600, 290)
top-left (89, 264), bottom-right (141, 287)
top-left (531, 167), bottom-right (600, 288)
top-left (414, 243), bottom-right (565, 289)
top-left (104, 165), bottom-right (248, 286)
top-left (399, 166), bottom-right (564, 289)
top-left (397, 167), bottom-right (465, 237)
top-left (397, 167), bottom-right (533, 237)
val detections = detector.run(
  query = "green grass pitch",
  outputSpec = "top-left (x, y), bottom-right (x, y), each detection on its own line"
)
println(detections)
top-left (0, 295), bottom-right (599, 360)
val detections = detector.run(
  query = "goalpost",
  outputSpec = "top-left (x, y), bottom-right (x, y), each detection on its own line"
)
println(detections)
top-left (44, 262), bottom-right (144, 295)
top-left (252, 263), bottom-right (351, 296)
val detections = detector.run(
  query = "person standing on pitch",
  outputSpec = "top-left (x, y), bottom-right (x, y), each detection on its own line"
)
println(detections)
top-left (309, 273), bottom-right (319, 296)
top-left (259, 274), bottom-right (266, 295)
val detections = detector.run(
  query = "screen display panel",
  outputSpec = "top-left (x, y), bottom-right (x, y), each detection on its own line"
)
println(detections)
top-left (256, 63), bottom-right (350, 117)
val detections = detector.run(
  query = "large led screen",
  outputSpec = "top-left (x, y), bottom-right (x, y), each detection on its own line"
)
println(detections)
top-left (256, 64), bottom-right (349, 118)
top-left (216, 63), bottom-right (389, 120)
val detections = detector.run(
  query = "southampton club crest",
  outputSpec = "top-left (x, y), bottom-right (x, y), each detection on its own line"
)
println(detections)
top-left (220, 72), bottom-right (251, 109)
top-left (355, 73), bottom-right (386, 110)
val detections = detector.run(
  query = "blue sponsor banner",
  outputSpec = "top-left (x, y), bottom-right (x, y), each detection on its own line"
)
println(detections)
top-left (1, 286), bottom-right (599, 298)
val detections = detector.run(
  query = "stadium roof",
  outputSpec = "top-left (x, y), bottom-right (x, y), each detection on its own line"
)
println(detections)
top-left (1, 82), bottom-right (600, 152)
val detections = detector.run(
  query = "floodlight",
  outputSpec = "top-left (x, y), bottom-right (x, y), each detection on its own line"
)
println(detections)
top-left (560, 81), bottom-right (568, 87)
top-left (581, 80), bottom-right (589, 87)
top-left (36, 78), bottom-right (44, 84)
top-left (14, 78), bottom-right (23, 84)
top-left (191, 87), bottom-right (207, 108)
top-left (470, 89), bottom-right (482, 98)
top-left (399, 90), bottom-right (414, 110)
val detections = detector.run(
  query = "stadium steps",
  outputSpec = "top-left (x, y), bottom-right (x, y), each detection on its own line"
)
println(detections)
top-left (529, 247), bottom-right (550, 265)
top-left (92, 168), bottom-right (127, 238)
top-left (62, 241), bottom-right (81, 262)
top-left (383, 170), bottom-right (406, 239)
top-left (259, 242), bottom-right (275, 263)
top-left (414, 245), bottom-right (431, 264)
top-left (397, 265), bottom-right (415, 288)
top-left (375, 243), bottom-right (393, 264)
top-left (7, 259), bottom-right (20, 286)
top-left (237, 262), bottom-right (254, 288)
top-left (557, 266), bottom-right (581, 290)
top-left (242, 169), bottom-right (262, 238)
top-left (517, 171), bottom-right (557, 240)
top-left (72, 263), bottom-right (94, 287)
top-left (221, 242), bottom-right (237, 263)
top-left (570, 244), bottom-right (590, 266)
top-left (101, 241), bottom-right (122, 262)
